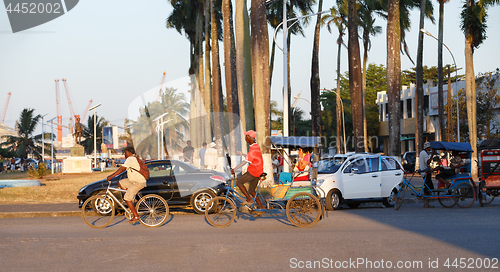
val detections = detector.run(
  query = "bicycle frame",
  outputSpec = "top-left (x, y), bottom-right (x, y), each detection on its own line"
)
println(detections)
top-left (99, 180), bottom-right (144, 218)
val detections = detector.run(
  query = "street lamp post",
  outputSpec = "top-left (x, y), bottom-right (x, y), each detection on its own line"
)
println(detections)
top-left (46, 117), bottom-right (56, 173)
top-left (89, 103), bottom-right (101, 169)
top-left (321, 89), bottom-right (346, 153)
top-left (420, 28), bottom-right (460, 142)
top-left (153, 112), bottom-right (169, 159)
top-left (272, 6), bottom-right (329, 171)
top-left (41, 114), bottom-right (47, 161)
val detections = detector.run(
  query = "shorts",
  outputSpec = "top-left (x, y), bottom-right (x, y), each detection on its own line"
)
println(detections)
top-left (236, 172), bottom-right (259, 193)
top-left (119, 178), bottom-right (147, 202)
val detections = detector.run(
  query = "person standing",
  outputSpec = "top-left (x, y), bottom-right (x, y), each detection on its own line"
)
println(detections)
top-left (198, 142), bottom-right (207, 169)
top-left (205, 142), bottom-right (218, 170)
top-left (183, 140), bottom-right (195, 164)
top-left (106, 146), bottom-right (147, 224)
top-left (419, 142), bottom-right (436, 208)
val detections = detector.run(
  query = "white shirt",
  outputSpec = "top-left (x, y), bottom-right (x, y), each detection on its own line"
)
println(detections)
top-left (123, 156), bottom-right (146, 183)
top-left (419, 150), bottom-right (431, 177)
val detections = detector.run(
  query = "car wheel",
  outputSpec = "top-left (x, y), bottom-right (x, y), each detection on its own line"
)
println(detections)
top-left (326, 190), bottom-right (341, 211)
top-left (383, 188), bottom-right (398, 207)
top-left (191, 190), bottom-right (216, 214)
top-left (347, 203), bottom-right (360, 209)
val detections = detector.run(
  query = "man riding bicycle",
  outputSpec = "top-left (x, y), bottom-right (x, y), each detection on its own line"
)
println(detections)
top-left (106, 146), bottom-right (147, 224)
top-left (230, 130), bottom-right (265, 210)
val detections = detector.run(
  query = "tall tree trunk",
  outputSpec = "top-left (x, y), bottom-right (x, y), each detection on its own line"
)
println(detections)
top-left (235, 0), bottom-right (254, 153)
top-left (251, 0), bottom-right (272, 187)
top-left (465, 0), bottom-right (478, 179)
top-left (336, 34), bottom-right (343, 154)
top-left (222, 0), bottom-right (240, 157)
top-left (386, 0), bottom-right (402, 158)
top-left (211, 0), bottom-right (224, 162)
top-left (447, 66), bottom-right (453, 141)
top-left (362, 29), bottom-right (369, 152)
top-left (415, 0), bottom-right (425, 165)
top-left (270, 40), bottom-right (276, 85)
top-left (437, 0), bottom-right (445, 141)
top-left (196, 4), bottom-right (208, 146)
top-left (204, 0), bottom-right (213, 144)
top-left (310, 0), bottom-right (323, 138)
top-left (348, 0), bottom-right (364, 152)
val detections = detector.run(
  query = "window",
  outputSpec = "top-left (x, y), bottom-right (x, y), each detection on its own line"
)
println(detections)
top-left (381, 158), bottom-right (398, 171)
top-left (148, 163), bottom-right (172, 177)
top-left (344, 159), bottom-right (368, 174)
top-left (406, 99), bottom-right (412, 118)
top-left (172, 163), bottom-right (187, 176)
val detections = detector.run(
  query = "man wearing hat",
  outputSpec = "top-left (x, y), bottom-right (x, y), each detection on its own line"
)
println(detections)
top-left (106, 146), bottom-right (147, 223)
top-left (231, 130), bottom-right (265, 209)
top-left (419, 142), bottom-right (436, 208)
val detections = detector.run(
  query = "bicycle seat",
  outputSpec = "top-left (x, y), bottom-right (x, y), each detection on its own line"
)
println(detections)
top-left (260, 173), bottom-right (267, 178)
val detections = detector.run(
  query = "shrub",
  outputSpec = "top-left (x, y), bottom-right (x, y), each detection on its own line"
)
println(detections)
top-left (28, 162), bottom-right (50, 179)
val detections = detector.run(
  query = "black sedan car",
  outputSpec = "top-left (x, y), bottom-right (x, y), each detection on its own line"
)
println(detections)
top-left (77, 159), bottom-right (229, 214)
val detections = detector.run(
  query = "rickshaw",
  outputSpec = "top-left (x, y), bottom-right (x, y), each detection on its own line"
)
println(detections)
top-left (477, 138), bottom-right (500, 206)
top-left (395, 141), bottom-right (476, 209)
top-left (204, 136), bottom-right (327, 228)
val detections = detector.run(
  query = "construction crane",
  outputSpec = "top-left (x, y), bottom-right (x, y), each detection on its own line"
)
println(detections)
top-left (1, 92), bottom-right (11, 124)
top-left (156, 71), bottom-right (166, 102)
top-left (81, 99), bottom-right (93, 122)
top-left (55, 79), bottom-right (63, 142)
top-left (61, 78), bottom-right (80, 127)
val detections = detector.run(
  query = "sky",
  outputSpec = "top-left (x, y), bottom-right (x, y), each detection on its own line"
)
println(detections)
top-left (0, 0), bottom-right (499, 137)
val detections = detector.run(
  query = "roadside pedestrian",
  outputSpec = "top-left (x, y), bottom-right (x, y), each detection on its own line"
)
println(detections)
top-left (183, 140), bottom-right (194, 164)
top-left (205, 142), bottom-right (218, 170)
top-left (198, 142), bottom-right (207, 169)
top-left (419, 142), bottom-right (436, 208)
top-left (106, 146), bottom-right (147, 224)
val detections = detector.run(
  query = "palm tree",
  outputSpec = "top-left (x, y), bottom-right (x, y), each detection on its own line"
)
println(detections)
top-left (310, 0), bottom-right (324, 138)
top-left (81, 114), bottom-right (108, 155)
top-left (348, 0), bottom-right (364, 152)
top-left (358, 0), bottom-right (382, 151)
top-left (386, 0), bottom-right (402, 157)
top-left (235, 0), bottom-right (254, 150)
top-left (460, 0), bottom-right (499, 178)
top-left (1, 109), bottom-right (49, 159)
top-left (326, 1), bottom-right (347, 153)
top-left (251, 0), bottom-right (272, 187)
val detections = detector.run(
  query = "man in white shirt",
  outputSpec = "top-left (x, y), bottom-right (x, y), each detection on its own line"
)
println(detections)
top-left (106, 146), bottom-right (147, 223)
top-left (419, 142), bottom-right (436, 208)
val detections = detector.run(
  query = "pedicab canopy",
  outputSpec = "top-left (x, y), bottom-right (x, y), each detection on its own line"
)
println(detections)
top-left (430, 141), bottom-right (473, 152)
top-left (478, 138), bottom-right (500, 150)
top-left (270, 136), bottom-right (322, 149)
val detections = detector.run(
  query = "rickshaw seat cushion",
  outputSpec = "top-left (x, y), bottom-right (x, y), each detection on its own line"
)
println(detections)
top-left (271, 183), bottom-right (291, 199)
top-left (278, 172), bottom-right (293, 184)
top-left (292, 180), bottom-right (312, 187)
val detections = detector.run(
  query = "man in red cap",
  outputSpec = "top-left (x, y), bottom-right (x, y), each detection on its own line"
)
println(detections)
top-left (231, 130), bottom-right (265, 209)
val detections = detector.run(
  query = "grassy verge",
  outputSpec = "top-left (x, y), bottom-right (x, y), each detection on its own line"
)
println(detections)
top-left (0, 170), bottom-right (114, 204)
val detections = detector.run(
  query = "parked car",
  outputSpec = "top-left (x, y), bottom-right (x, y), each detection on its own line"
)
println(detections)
top-left (402, 151), bottom-right (416, 173)
top-left (316, 153), bottom-right (403, 210)
top-left (77, 159), bottom-right (230, 214)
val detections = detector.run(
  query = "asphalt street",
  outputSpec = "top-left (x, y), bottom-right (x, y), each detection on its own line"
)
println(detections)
top-left (1, 201), bottom-right (499, 271)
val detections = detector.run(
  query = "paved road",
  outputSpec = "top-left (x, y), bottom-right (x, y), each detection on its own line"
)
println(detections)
top-left (1, 201), bottom-right (499, 271)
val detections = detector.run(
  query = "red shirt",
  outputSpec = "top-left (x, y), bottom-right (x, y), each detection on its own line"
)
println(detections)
top-left (246, 143), bottom-right (264, 177)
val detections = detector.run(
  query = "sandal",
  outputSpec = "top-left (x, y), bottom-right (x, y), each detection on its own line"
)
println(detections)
top-left (129, 217), bottom-right (140, 224)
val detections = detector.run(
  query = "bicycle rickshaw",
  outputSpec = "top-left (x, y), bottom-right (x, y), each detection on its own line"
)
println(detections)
top-left (477, 138), bottom-right (500, 206)
top-left (395, 141), bottom-right (476, 209)
top-left (205, 136), bottom-right (327, 228)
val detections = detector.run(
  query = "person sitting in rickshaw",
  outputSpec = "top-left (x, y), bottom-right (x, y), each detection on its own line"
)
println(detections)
top-left (435, 150), bottom-right (465, 188)
top-left (293, 147), bottom-right (312, 181)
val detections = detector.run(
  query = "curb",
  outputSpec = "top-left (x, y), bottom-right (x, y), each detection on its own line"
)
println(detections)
top-left (0, 209), bottom-right (195, 219)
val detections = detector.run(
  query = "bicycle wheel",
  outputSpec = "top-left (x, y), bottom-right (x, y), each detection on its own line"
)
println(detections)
top-left (81, 195), bottom-right (115, 228)
top-left (438, 193), bottom-right (457, 208)
top-left (479, 182), bottom-right (494, 206)
top-left (205, 197), bottom-right (236, 228)
top-left (286, 192), bottom-right (322, 228)
top-left (136, 194), bottom-right (169, 228)
top-left (454, 183), bottom-right (475, 208)
top-left (394, 184), bottom-right (406, 210)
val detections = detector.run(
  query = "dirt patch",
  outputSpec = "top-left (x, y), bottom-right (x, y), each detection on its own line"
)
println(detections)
top-left (0, 170), bottom-right (114, 204)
